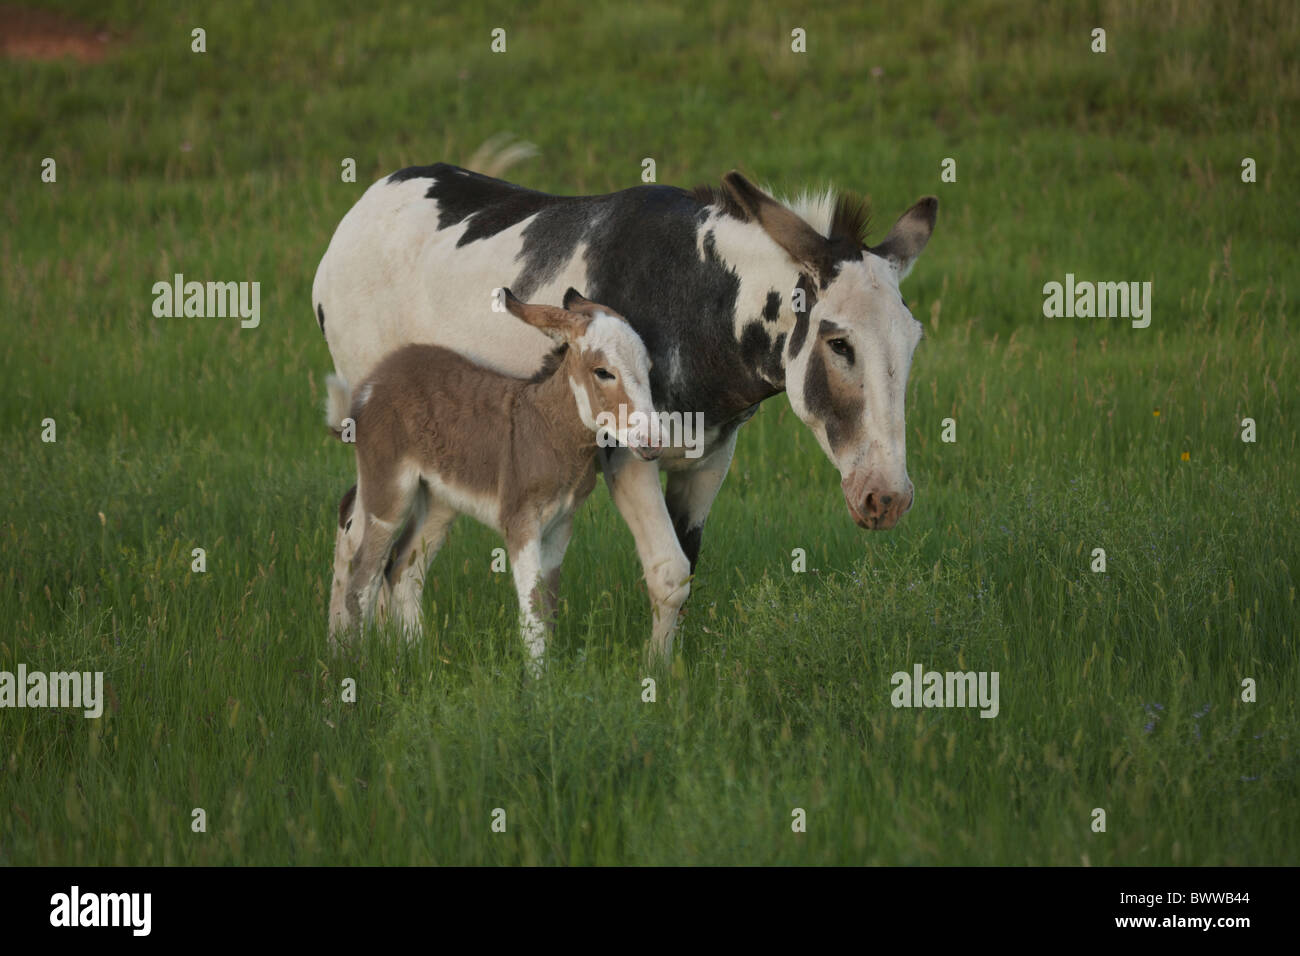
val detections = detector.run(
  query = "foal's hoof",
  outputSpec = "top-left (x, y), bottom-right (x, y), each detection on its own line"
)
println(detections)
top-left (327, 622), bottom-right (355, 655)
top-left (399, 623), bottom-right (425, 646)
top-left (642, 643), bottom-right (676, 675)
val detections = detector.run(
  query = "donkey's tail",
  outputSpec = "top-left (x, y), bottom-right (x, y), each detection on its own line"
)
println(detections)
top-left (325, 374), bottom-right (352, 436)
top-left (465, 133), bottom-right (538, 179)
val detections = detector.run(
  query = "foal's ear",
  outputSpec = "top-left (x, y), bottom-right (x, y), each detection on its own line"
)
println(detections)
top-left (721, 171), bottom-right (830, 278)
top-left (868, 196), bottom-right (938, 281)
top-left (562, 287), bottom-right (598, 314)
top-left (502, 288), bottom-right (586, 343)
top-left (499, 287), bottom-right (530, 320)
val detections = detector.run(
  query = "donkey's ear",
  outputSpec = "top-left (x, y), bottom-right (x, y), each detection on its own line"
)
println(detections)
top-left (721, 171), bottom-right (830, 277)
top-left (868, 196), bottom-right (937, 281)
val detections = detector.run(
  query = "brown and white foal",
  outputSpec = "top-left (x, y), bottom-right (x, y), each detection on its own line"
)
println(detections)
top-left (326, 288), bottom-right (659, 672)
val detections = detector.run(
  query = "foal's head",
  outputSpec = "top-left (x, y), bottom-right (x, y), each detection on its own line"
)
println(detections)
top-left (501, 288), bottom-right (660, 460)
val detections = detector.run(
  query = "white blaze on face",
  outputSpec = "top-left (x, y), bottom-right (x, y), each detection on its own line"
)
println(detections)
top-left (568, 374), bottom-right (598, 431)
top-left (575, 312), bottom-right (656, 447)
top-left (786, 255), bottom-right (922, 496)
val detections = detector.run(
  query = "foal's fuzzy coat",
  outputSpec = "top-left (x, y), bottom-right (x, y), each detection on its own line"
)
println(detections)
top-left (327, 289), bottom-right (658, 672)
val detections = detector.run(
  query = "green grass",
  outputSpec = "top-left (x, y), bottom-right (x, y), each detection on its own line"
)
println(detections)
top-left (1, 0), bottom-right (1296, 864)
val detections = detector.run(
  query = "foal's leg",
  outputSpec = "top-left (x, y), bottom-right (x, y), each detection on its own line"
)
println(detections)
top-left (328, 485), bottom-right (361, 645)
top-left (536, 513), bottom-right (575, 630)
top-left (345, 472), bottom-right (415, 631)
top-left (507, 530), bottom-right (548, 677)
top-left (385, 486), bottom-right (458, 642)
top-left (329, 483), bottom-right (394, 644)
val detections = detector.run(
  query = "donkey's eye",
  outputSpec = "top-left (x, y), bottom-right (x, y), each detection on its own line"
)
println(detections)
top-left (828, 338), bottom-right (854, 360)
top-left (594, 368), bottom-right (616, 381)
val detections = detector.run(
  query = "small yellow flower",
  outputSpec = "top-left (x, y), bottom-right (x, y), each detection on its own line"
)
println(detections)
top-left (1180, 452), bottom-right (1190, 461)
top-left (1153, 410), bottom-right (1160, 417)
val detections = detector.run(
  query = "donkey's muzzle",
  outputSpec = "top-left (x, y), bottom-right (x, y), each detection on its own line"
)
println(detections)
top-left (844, 477), bottom-right (914, 530)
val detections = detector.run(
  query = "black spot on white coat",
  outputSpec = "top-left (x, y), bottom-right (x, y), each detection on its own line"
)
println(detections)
top-left (763, 290), bottom-right (781, 322)
top-left (388, 165), bottom-right (799, 427)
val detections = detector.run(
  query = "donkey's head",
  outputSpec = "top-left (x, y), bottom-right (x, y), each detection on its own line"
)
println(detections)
top-left (501, 288), bottom-right (660, 460)
top-left (721, 172), bottom-right (936, 530)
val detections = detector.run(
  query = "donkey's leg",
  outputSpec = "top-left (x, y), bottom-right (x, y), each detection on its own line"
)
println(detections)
top-left (664, 426), bottom-right (739, 573)
top-left (507, 531), bottom-right (548, 678)
top-left (602, 450), bottom-right (692, 663)
top-left (345, 473), bottom-right (415, 631)
top-left (385, 486), bottom-right (457, 642)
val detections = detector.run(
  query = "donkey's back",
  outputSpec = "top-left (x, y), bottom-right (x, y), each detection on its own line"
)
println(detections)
top-left (314, 165), bottom-right (539, 385)
top-left (313, 164), bottom-right (706, 390)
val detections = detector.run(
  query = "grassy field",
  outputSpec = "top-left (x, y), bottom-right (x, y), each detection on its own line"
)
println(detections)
top-left (2, 0), bottom-right (1297, 865)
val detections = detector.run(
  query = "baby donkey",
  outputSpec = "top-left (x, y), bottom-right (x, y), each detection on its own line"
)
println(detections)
top-left (326, 288), bottom-right (659, 672)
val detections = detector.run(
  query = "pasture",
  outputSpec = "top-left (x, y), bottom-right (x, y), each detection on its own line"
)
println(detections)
top-left (1, 0), bottom-right (1297, 865)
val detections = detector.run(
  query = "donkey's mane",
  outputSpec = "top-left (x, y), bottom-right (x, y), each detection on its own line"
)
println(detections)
top-left (526, 343), bottom-right (570, 384)
top-left (689, 184), bottom-right (747, 222)
top-left (690, 182), bottom-right (872, 247)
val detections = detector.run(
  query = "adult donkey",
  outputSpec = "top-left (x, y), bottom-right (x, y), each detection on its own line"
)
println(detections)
top-left (314, 163), bottom-right (936, 660)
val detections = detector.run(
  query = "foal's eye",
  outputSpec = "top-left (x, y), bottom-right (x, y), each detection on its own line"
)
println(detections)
top-left (828, 338), bottom-right (854, 360)
top-left (594, 367), bottom-right (615, 381)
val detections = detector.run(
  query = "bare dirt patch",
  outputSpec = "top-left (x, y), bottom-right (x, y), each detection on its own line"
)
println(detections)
top-left (0, 5), bottom-right (115, 63)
